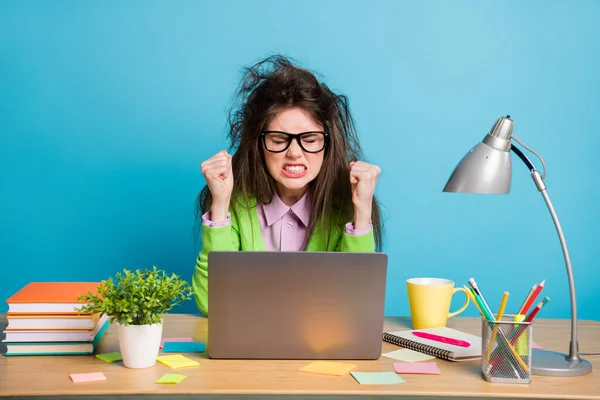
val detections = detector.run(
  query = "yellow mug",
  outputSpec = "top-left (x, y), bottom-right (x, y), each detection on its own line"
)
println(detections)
top-left (406, 277), bottom-right (470, 330)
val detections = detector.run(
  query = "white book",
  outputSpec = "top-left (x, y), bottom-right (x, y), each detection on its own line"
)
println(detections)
top-left (6, 314), bottom-right (101, 330)
top-left (3, 316), bottom-right (111, 356)
top-left (3, 315), bottom-right (109, 342)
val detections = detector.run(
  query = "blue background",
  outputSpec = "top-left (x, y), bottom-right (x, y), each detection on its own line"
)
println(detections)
top-left (1, 1), bottom-right (599, 320)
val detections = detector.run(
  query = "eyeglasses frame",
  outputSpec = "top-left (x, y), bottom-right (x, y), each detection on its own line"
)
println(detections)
top-left (260, 130), bottom-right (329, 153)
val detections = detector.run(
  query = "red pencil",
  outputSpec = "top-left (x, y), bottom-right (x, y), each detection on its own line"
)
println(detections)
top-left (520, 279), bottom-right (545, 315)
top-left (525, 296), bottom-right (550, 322)
top-left (517, 285), bottom-right (537, 314)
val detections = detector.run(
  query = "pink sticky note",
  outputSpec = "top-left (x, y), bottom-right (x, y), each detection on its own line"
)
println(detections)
top-left (532, 341), bottom-right (543, 350)
top-left (69, 372), bottom-right (107, 383)
top-left (160, 337), bottom-right (193, 349)
top-left (393, 362), bottom-right (442, 375)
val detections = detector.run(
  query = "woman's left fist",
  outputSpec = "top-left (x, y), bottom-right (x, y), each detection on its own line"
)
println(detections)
top-left (349, 161), bottom-right (381, 207)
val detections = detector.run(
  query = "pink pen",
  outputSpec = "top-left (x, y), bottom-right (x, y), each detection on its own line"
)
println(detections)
top-left (412, 331), bottom-right (471, 348)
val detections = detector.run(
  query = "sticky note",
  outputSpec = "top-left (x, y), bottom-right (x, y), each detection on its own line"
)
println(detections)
top-left (160, 337), bottom-right (193, 349)
top-left (156, 354), bottom-right (200, 369)
top-left (381, 349), bottom-right (435, 362)
top-left (155, 373), bottom-right (187, 384)
top-left (351, 371), bottom-right (406, 385)
top-left (299, 361), bottom-right (357, 376)
top-left (163, 342), bottom-right (206, 353)
top-left (95, 352), bottom-right (123, 363)
top-left (532, 341), bottom-right (542, 349)
top-left (69, 372), bottom-right (107, 383)
top-left (393, 362), bottom-right (442, 375)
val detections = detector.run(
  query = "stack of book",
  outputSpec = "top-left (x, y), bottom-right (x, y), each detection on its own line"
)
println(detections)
top-left (2, 282), bottom-right (110, 356)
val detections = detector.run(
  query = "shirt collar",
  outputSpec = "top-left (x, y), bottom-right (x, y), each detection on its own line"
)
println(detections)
top-left (263, 191), bottom-right (310, 228)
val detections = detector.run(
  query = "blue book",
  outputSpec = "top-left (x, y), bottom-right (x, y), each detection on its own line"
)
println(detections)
top-left (162, 341), bottom-right (206, 353)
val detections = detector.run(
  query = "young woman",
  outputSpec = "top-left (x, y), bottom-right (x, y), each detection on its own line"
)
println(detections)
top-left (193, 55), bottom-right (383, 315)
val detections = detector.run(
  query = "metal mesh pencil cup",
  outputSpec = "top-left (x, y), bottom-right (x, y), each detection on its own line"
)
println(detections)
top-left (481, 314), bottom-right (532, 384)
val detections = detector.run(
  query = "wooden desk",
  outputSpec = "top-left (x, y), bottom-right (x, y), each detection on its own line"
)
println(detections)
top-left (1, 314), bottom-right (599, 399)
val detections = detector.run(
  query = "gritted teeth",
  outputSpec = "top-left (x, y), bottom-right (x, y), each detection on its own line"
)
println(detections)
top-left (284, 165), bottom-right (306, 172)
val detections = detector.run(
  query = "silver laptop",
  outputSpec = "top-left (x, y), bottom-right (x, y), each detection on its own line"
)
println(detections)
top-left (207, 251), bottom-right (387, 359)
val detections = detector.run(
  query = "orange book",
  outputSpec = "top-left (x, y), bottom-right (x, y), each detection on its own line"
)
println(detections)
top-left (6, 282), bottom-right (100, 315)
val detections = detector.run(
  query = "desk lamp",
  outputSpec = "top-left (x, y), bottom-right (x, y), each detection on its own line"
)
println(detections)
top-left (443, 115), bottom-right (592, 377)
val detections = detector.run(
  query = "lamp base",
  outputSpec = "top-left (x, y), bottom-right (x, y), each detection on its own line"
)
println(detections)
top-left (532, 350), bottom-right (592, 376)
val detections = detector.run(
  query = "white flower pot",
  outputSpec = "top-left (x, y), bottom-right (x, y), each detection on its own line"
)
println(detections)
top-left (118, 322), bottom-right (163, 369)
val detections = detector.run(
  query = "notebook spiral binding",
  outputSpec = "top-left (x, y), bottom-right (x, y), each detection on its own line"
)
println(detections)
top-left (382, 333), bottom-right (452, 360)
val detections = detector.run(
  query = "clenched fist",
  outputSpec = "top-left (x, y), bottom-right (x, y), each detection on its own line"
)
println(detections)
top-left (200, 150), bottom-right (233, 221)
top-left (349, 161), bottom-right (381, 229)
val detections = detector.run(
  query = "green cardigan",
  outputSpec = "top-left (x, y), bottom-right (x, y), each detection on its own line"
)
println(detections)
top-left (192, 198), bottom-right (375, 315)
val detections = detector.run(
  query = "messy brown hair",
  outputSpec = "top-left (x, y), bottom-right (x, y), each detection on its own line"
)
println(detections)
top-left (197, 55), bottom-right (383, 251)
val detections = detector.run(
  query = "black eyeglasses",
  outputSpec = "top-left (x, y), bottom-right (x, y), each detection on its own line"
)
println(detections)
top-left (261, 131), bottom-right (329, 153)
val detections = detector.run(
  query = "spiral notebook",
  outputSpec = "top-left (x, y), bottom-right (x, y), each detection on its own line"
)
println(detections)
top-left (382, 327), bottom-right (481, 361)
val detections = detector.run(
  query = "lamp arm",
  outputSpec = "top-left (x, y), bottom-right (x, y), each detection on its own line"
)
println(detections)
top-left (510, 144), bottom-right (581, 362)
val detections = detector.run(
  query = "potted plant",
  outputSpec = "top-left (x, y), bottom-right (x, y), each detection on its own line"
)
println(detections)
top-left (78, 266), bottom-right (193, 369)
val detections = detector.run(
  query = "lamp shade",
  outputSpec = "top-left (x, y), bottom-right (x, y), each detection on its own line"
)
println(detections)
top-left (443, 142), bottom-right (512, 194)
top-left (443, 116), bottom-right (515, 194)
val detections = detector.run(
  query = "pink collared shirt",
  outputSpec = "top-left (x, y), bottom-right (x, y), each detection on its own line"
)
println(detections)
top-left (202, 192), bottom-right (371, 251)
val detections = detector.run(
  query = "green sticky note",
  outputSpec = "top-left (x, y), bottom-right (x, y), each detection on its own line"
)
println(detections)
top-left (155, 373), bottom-right (187, 384)
top-left (95, 352), bottom-right (123, 363)
top-left (351, 371), bottom-right (406, 385)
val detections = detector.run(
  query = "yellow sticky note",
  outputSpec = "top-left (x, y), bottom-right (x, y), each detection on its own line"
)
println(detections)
top-left (96, 352), bottom-right (123, 363)
top-left (155, 373), bottom-right (187, 384)
top-left (156, 354), bottom-right (199, 369)
top-left (299, 361), bottom-right (357, 376)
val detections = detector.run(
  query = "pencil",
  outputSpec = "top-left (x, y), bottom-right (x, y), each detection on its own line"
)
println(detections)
top-left (486, 291), bottom-right (509, 362)
top-left (521, 279), bottom-right (545, 315)
top-left (525, 296), bottom-right (550, 322)
top-left (501, 296), bottom-right (551, 349)
top-left (517, 285), bottom-right (536, 314)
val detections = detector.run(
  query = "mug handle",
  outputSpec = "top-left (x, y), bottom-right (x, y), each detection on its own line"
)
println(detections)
top-left (448, 287), bottom-right (470, 318)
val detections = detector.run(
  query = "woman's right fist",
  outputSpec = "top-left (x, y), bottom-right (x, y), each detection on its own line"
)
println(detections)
top-left (200, 150), bottom-right (234, 214)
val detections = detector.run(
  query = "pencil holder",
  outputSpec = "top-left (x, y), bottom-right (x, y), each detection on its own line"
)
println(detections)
top-left (481, 314), bottom-right (532, 384)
